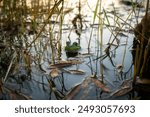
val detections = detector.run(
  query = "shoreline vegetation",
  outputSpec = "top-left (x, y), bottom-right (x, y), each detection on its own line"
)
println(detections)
top-left (0, 0), bottom-right (150, 100)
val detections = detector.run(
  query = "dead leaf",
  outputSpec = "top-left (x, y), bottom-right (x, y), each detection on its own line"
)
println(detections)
top-left (49, 60), bottom-right (82, 69)
top-left (63, 69), bottom-right (85, 75)
top-left (64, 84), bottom-right (82, 100)
top-left (121, 78), bottom-right (133, 87)
top-left (136, 79), bottom-right (150, 85)
top-left (49, 68), bottom-right (60, 78)
top-left (80, 78), bottom-right (91, 99)
top-left (81, 78), bottom-right (91, 88)
top-left (91, 78), bottom-right (111, 93)
top-left (111, 86), bottom-right (132, 97)
top-left (63, 8), bottom-right (73, 14)
top-left (49, 62), bottom-right (72, 68)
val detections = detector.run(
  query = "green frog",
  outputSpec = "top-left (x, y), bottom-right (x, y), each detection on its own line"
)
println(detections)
top-left (65, 41), bottom-right (81, 51)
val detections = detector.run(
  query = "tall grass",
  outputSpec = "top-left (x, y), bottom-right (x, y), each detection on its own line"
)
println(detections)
top-left (0, 0), bottom-right (64, 80)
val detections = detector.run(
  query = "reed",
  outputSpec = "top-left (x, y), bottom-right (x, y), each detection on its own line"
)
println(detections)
top-left (28, 0), bottom-right (63, 48)
top-left (98, 0), bottom-right (104, 82)
top-left (87, 0), bottom-right (100, 53)
top-left (57, 0), bottom-right (64, 60)
top-left (0, 0), bottom-right (149, 99)
top-left (133, 0), bottom-right (150, 83)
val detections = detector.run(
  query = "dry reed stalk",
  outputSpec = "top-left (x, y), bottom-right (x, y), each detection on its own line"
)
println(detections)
top-left (28, 0), bottom-right (63, 48)
top-left (133, 0), bottom-right (149, 82)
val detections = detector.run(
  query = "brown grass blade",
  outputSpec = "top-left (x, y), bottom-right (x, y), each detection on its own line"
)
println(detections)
top-left (63, 69), bottom-right (85, 75)
top-left (111, 86), bottom-right (132, 97)
top-left (91, 78), bottom-right (111, 93)
top-left (64, 84), bottom-right (82, 100)
top-left (49, 60), bottom-right (82, 68)
top-left (49, 68), bottom-right (60, 78)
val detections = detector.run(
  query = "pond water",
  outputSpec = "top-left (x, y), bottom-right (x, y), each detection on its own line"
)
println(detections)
top-left (2, 0), bottom-right (147, 100)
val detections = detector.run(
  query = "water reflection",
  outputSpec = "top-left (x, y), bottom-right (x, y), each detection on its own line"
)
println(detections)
top-left (0, 0), bottom-right (147, 99)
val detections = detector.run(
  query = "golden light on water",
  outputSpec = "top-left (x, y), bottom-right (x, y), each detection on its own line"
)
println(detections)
top-left (86, 0), bottom-right (119, 8)
top-left (26, 0), bottom-right (120, 8)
